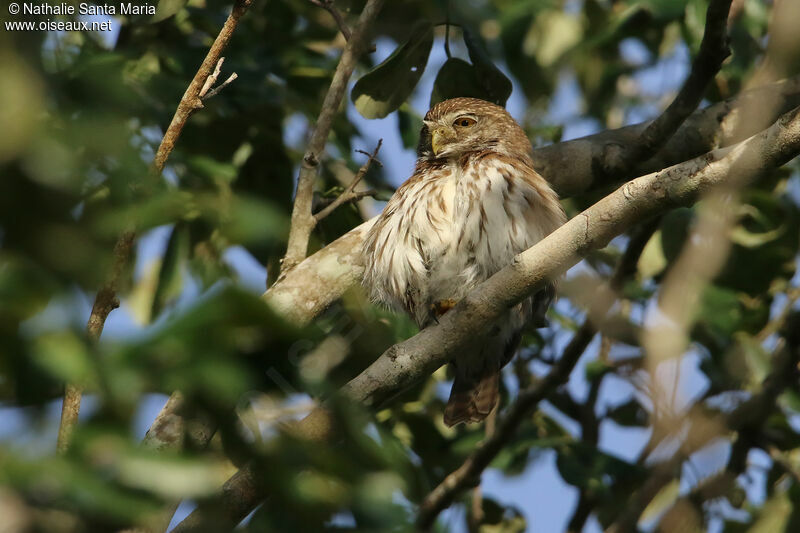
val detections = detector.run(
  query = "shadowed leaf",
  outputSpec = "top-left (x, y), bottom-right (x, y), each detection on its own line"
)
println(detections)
top-left (351, 22), bottom-right (434, 119)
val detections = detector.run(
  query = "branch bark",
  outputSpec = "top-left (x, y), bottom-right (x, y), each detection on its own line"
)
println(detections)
top-left (174, 102), bottom-right (800, 533)
top-left (56, 231), bottom-right (134, 453)
top-left (281, 0), bottom-right (386, 273)
top-left (152, 0), bottom-right (252, 171)
top-left (262, 75), bottom-right (800, 324)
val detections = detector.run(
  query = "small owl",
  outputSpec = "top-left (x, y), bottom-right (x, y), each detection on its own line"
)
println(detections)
top-left (362, 98), bottom-right (567, 426)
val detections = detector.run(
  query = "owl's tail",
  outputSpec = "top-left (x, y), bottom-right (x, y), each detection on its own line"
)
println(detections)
top-left (443, 369), bottom-right (499, 427)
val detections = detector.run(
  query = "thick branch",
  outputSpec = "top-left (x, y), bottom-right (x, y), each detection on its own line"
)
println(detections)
top-left (264, 218), bottom-right (376, 324)
top-left (282, 0), bottom-right (386, 273)
top-left (263, 76), bottom-right (800, 322)
top-left (340, 105), bottom-right (800, 413)
top-left (176, 104), bottom-right (800, 533)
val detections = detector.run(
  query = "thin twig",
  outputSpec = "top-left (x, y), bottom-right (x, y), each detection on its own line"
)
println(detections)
top-left (313, 139), bottom-right (382, 222)
top-left (314, 188), bottom-right (378, 212)
top-left (310, 0), bottom-right (352, 41)
top-left (199, 57), bottom-right (225, 98)
top-left (55, 0), bottom-right (252, 456)
top-left (56, 231), bottom-right (134, 454)
top-left (204, 73), bottom-right (238, 100)
top-left (281, 0), bottom-right (386, 275)
top-left (153, 0), bottom-right (252, 172)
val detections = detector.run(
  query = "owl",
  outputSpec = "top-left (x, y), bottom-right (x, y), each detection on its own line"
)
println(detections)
top-left (362, 98), bottom-right (567, 426)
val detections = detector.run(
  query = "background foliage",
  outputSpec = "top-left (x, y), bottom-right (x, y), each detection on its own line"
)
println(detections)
top-left (1, 0), bottom-right (799, 531)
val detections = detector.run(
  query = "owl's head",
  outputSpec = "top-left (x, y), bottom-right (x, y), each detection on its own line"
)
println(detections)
top-left (417, 97), bottom-right (532, 161)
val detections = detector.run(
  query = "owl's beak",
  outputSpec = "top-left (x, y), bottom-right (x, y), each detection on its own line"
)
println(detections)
top-left (431, 126), bottom-right (456, 156)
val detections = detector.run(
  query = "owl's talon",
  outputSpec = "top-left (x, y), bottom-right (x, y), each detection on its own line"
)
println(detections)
top-left (431, 299), bottom-right (458, 318)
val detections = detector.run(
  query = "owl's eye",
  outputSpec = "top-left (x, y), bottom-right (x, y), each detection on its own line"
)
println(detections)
top-left (454, 117), bottom-right (476, 128)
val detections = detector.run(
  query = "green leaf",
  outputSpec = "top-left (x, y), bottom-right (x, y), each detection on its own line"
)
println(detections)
top-left (524, 10), bottom-right (583, 68)
top-left (397, 104), bottom-right (423, 150)
top-left (555, 442), bottom-right (641, 491)
top-left (637, 229), bottom-right (667, 279)
top-left (351, 22), bottom-right (433, 119)
top-left (584, 358), bottom-right (612, 382)
top-left (463, 29), bottom-right (513, 106)
top-left (187, 155), bottom-right (239, 185)
top-left (152, 0), bottom-right (188, 23)
top-left (218, 195), bottom-right (289, 245)
top-left (479, 498), bottom-right (527, 533)
top-left (696, 285), bottom-right (743, 337)
top-left (606, 398), bottom-right (648, 427)
top-left (659, 208), bottom-right (694, 264)
top-left (151, 223), bottom-right (190, 319)
top-left (748, 489), bottom-right (793, 533)
top-left (429, 58), bottom-right (486, 108)
top-left (639, 479), bottom-right (680, 525)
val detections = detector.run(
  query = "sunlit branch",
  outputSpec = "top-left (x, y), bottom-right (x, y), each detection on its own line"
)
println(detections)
top-left (281, 0), bottom-right (386, 274)
top-left (173, 102), bottom-right (800, 533)
top-left (263, 76), bottom-right (800, 325)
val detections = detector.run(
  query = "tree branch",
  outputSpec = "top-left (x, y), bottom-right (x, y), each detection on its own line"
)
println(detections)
top-left (174, 102), bottom-right (800, 533)
top-left (56, 231), bottom-right (134, 454)
top-left (417, 218), bottom-right (660, 530)
top-left (616, 0), bottom-right (732, 171)
top-left (281, 0), bottom-right (386, 274)
top-left (55, 0), bottom-right (252, 458)
top-left (313, 139), bottom-right (382, 222)
top-left (152, 0), bottom-right (251, 171)
top-left (310, 0), bottom-right (352, 41)
top-left (262, 76), bottom-right (800, 325)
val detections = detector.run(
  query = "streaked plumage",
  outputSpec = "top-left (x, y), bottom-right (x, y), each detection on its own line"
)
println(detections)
top-left (362, 98), bottom-right (566, 426)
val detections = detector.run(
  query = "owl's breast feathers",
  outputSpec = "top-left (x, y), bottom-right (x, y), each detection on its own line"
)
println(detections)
top-left (362, 151), bottom-right (566, 327)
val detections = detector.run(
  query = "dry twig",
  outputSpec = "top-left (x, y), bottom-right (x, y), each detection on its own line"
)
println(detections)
top-left (313, 139), bottom-right (382, 222)
top-left (281, 0), bottom-right (386, 274)
top-left (199, 57), bottom-right (239, 100)
top-left (55, 0), bottom-right (252, 460)
top-left (309, 0), bottom-right (352, 41)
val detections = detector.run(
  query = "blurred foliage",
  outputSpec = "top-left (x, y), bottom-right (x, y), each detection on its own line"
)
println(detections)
top-left (0, 0), bottom-right (799, 532)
